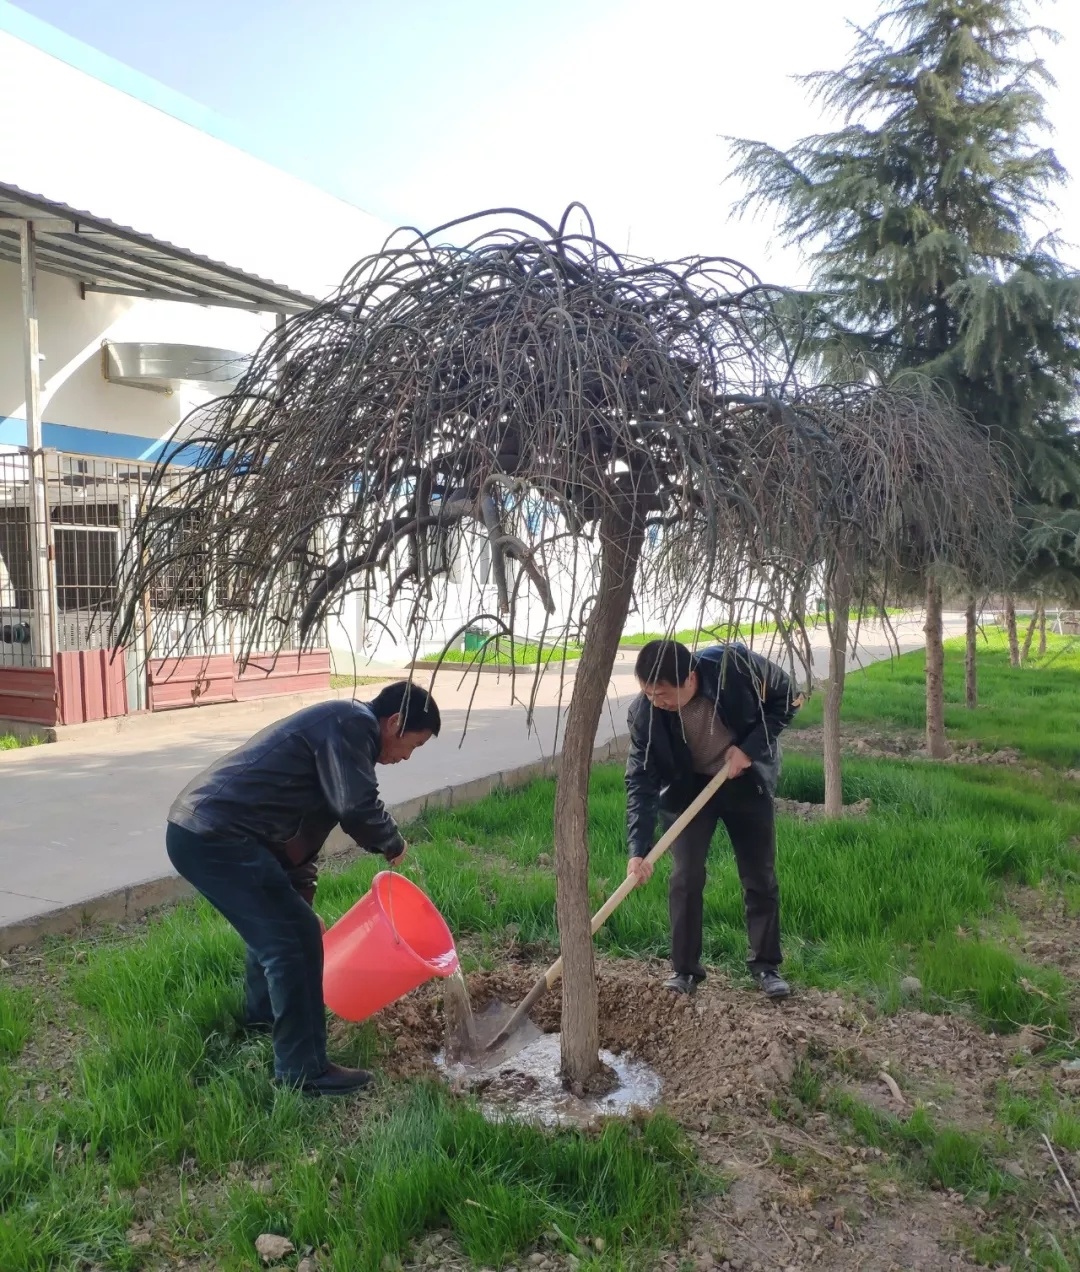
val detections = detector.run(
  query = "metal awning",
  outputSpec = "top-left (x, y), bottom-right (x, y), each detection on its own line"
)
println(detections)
top-left (0, 181), bottom-right (316, 313)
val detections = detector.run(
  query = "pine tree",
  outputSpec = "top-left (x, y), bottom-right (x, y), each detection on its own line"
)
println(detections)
top-left (730, 0), bottom-right (1080, 748)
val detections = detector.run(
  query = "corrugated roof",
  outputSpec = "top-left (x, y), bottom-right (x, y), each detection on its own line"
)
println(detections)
top-left (0, 181), bottom-right (316, 312)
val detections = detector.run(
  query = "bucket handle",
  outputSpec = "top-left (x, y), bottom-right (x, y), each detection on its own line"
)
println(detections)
top-left (384, 862), bottom-right (404, 946)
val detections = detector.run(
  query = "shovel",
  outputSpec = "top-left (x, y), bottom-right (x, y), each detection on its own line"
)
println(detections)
top-left (485, 761), bottom-right (731, 1052)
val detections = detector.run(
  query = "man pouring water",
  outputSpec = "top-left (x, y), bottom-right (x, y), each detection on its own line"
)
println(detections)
top-left (165, 681), bottom-right (441, 1096)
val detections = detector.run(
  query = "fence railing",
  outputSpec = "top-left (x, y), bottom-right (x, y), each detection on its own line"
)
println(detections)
top-left (1, 447), bottom-right (304, 669)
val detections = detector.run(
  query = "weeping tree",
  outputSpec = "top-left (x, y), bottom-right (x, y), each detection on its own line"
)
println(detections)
top-left (805, 380), bottom-right (1011, 811)
top-left (729, 0), bottom-right (1080, 749)
top-left (110, 207), bottom-right (827, 1090)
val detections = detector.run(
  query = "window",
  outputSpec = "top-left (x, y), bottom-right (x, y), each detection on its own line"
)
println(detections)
top-left (0, 506), bottom-right (31, 611)
top-left (53, 526), bottom-right (119, 611)
top-left (145, 509), bottom-right (208, 610)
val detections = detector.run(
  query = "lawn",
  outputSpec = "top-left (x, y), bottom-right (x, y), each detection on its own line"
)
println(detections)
top-left (2, 631), bottom-right (1079, 1269)
top-left (421, 606), bottom-right (906, 666)
top-left (617, 606), bottom-right (904, 650)
top-left (792, 629), bottom-right (1080, 769)
top-left (420, 639), bottom-right (584, 667)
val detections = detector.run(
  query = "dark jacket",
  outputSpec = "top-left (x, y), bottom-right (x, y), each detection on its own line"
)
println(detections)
top-left (625, 644), bottom-right (797, 858)
top-left (168, 699), bottom-right (404, 902)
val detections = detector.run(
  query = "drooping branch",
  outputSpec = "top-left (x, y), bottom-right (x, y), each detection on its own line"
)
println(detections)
top-left (108, 206), bottom-right (829, 672)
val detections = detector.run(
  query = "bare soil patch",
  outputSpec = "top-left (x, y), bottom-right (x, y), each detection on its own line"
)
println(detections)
top-left (353, 958), bottom-right (1078, 1270)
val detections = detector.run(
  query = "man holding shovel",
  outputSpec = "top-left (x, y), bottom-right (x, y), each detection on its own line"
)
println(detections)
top-left (166, 682), bottom-right (441, 1096)
top-left (625, 641), bottom-right (797, 998)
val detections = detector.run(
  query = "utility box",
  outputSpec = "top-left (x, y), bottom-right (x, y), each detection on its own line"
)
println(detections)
top-left (462, 627), bottom-right (489, 653)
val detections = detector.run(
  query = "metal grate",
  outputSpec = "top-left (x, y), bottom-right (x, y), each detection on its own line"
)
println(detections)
top-left (0, 451), bottom-right (45, 665)
top-left (1, 448), bottom-right (309, 666)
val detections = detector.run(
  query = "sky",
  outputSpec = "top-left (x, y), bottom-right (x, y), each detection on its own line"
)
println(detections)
top-left (10, 0), bottom-right (1080, 286)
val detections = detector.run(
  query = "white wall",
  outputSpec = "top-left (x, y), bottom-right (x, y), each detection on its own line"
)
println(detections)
top-left (0, 260), bottom-right (274, 449)
top-left (0, 30), bottom-right (390, 300)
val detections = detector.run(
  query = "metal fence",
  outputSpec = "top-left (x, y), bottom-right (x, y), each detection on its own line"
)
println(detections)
top-left (0, 447), bottom-right (301, 669)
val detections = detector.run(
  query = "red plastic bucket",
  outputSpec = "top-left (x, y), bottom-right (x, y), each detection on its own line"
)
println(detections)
top-left (322, 871), bottom-right (459, 1022)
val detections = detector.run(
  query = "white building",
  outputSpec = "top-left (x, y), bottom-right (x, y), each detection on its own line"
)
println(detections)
top-left (0, 7), bottom-right (395, 727)
top-left (0, 8), bottom-right (732, 733)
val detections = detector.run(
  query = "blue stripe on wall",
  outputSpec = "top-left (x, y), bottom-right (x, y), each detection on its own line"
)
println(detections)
top-left (0, 416), bottom-right (207, 466)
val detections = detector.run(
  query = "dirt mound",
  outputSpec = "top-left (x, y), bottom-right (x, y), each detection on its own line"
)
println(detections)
top-left (352, 960), bottom-right (1030, 1271)
top-left (775, 796), bottom-right (872, 821)
top-left (353, 959), bottom-right (1015, 1127)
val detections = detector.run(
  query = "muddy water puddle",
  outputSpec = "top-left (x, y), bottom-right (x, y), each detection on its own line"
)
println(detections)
top-left (436, 1001), bottom-right (662, 1127)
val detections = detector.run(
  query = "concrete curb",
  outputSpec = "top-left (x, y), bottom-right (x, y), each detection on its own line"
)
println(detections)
top-left (0, 732), bottom-right (631, 953)
top-left (1, 678), bottom-right (401, 751)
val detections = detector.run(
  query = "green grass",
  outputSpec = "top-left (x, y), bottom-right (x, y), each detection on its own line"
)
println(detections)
top-left (421, 639), bottom-right (584, 666)
top-left (0, 732), bottom-right (45, 750)
top-left (0, 901), bottom-right (702, 1269)
top-left (329, 674), bottom-right (390, 690)
top-left (618, 607), bottom-right (904, 650)
top-left (0, 986), bottom-right (33, 1059)
top-left (374, 751), bottom-right (1079, 1032)
top-left (997, 1082), bottom-right (1080, 1153)
top-left (4, 619), bottom-right (1078, 1269)
top-left (422, 606), bottom-right (908, 665)
top-left (829, 1093), bottom-right (1013, 1199)
top-left (793, 631), bottom-right (1080, 768)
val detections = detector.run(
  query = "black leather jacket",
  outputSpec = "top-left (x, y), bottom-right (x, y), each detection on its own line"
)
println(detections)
top-left (168, 700), bottom-right (404, 901)
top-left (625, 644), bottom-right (797, 858)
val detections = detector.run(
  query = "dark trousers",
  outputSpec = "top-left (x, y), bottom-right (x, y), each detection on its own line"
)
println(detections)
top-left (165, 822), bottom-right (327, 1082)
top-left (663, 774), bottom-right (781, 976)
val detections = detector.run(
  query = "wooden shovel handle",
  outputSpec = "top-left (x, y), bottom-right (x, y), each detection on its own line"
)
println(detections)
top-left (486, 762), bottom-right (732, 1047)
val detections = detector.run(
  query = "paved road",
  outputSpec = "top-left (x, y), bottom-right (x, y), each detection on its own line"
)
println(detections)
top-left (0, 615), bottom-right (961, 931)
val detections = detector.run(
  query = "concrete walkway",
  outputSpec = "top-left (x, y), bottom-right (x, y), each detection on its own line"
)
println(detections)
top-left (0, 614), bottom-right (962, 940)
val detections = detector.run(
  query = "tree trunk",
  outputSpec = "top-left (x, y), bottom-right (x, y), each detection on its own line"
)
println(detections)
top-left (1038, 602), bottom-right (1047, 656)
top-left (823, 552), bottom-right (852, 818)
top-left (964, 597), bottom-right (977, 711)
top-left (1020, 608), bottom-right (1038, 664)
top-left (1005, 597), bottom-right (1020, 667)
top-left (553, 506), bottom-right (643, 1093)
top-left (925, 576), bottom-right (948, 759)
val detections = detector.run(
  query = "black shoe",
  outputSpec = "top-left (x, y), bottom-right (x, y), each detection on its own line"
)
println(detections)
top-left (689, 964), bottom-right (708, 984)
top-left (664, 973), bottom-right (699, 995)
top-left (228, 1015), bottom-right (273, 1038)
top-left (753, 969), bottom-right (791, 1000)
top-left (277, 1063), bottom-right (375, 1098)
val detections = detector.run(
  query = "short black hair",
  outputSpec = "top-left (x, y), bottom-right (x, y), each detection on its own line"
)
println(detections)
top-left (634, 640), bottom-right (694, 687)
top-left (368, 681), bottom-right (442, 736)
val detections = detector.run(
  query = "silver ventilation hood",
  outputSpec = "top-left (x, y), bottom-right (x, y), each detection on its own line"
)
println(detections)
top-left (102, 342), bottom-right (250, 393)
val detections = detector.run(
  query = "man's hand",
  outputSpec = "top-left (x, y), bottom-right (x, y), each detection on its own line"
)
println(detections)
top-left (724, 745), bottom-right (753, 778)
top-left (626, 856), bottom-right (653, 886)
top-left (386, 841), bottom-right (408, 867)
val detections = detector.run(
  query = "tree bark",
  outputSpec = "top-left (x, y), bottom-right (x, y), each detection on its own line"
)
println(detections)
top-left (964, 596), bottom-right (977, 711)
top-left (553, 506), bottom-right (643, 1093)
top-left (1005, 597), bottom-right (1020, 667)
top-left (823, 551), bottom-right (852, 818)
top-left (1038, 602), bottom-right (1047, 656)
top-left (1020, 608), bottom-right (1038, 663)
top-left (925, 576), bottom-right (948, 759)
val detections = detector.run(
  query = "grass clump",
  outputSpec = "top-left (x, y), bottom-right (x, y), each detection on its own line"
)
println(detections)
top-left (996, 1082), bottom-right (1080, 1153)
top-left (0, 732), bottom-right (45, 750)
top-left (829, 1093), bottom-right (1011, 1199)
top-left (0, 986), bottom-right (33, 1059)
